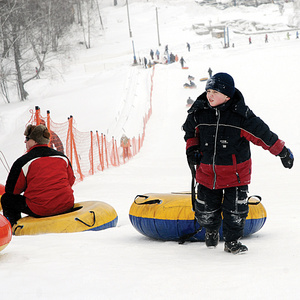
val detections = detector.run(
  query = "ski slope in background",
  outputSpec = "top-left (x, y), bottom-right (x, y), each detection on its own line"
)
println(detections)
top-left (0, 1), bottom-right (300, 299)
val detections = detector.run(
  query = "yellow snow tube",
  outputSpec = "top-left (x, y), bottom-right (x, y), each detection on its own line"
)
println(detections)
top-left (12, 201), bottom-right (118, 236)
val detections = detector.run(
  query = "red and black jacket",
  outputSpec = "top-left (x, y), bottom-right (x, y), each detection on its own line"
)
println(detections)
top-left (5, 144), bottom-right (75, 216)
top-left (182, 88), bottom-right (284, 189)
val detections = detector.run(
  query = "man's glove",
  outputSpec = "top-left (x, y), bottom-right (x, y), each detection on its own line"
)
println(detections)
top-left (278, 146), bottom-right (294, 169)
top-left (186, 146), bottom-right (202, 165)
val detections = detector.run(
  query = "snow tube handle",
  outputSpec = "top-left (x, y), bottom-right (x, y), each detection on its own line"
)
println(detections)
top-left (134, 195), bottom-right (162, 205)
top-left (75, 210), bottom-right (96, 227)
top-left (248, 195), bottom-right (262, 205)
top-left (12, 225), bottom-right (24, 235)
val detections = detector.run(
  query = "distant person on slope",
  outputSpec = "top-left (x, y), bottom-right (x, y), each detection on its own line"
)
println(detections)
top-left (186, 97), bottom-right (194, 106)
top-left (182, 72), bottom-right (294, 254)
top-left (1, 124), bottom-right (75, 226)
top-left (180, 56), bottom-right (186, 68)
top-left (186, 42), bottom-right (191, 51)
top-left (40, 119), bottom-right (64, 154)
top-left (120, 134), bottom-right (131, 159)
top-left (208, 67), bottom-right (213, 78)
top-left (155, 49), bottom-right (160, 60)
top-left (150, 49), bottom-right (154, 60)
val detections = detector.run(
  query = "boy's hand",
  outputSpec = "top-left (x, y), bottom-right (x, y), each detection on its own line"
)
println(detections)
top-left (279, 146), bottom-right (294, 169)
top-left (186, 146), bottom-right (201, 165)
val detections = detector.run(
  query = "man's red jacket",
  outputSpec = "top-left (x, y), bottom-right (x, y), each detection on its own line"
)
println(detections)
top-left (5, 144), bottom-right (75, 216)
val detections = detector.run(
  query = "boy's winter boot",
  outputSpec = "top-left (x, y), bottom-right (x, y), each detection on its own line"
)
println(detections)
top-left (205, 229), bottom-right (219, 248)
top-left (224, 240), bottom-right (248, 254)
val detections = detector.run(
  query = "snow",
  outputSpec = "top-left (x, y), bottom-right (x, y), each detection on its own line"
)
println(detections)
top-left (0, 0), bottom-right (300, 299)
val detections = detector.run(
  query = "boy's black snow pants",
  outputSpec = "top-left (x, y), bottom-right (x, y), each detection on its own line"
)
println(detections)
top-left (195, 184), bottom-right (249, 242)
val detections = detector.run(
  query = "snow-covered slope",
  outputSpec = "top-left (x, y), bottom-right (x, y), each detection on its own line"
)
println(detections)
top-left (0, 1), bottom-right (299, 299)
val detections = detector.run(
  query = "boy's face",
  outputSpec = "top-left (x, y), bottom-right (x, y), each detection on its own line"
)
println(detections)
top-left (206, 89), bottom-right (230, 107)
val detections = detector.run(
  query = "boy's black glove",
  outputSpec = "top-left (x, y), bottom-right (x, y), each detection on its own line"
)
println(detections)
top-left (278, 146), bottom-right (294, 169)
top-left (186, 146), bottom-right (202, 165)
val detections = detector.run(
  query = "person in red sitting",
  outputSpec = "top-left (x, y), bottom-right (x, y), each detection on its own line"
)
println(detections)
top-left (1, 124), bottom-right (75, 226)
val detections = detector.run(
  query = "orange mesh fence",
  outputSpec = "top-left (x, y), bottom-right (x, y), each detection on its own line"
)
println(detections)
top-left (26, 66), bottom-right (155, 183)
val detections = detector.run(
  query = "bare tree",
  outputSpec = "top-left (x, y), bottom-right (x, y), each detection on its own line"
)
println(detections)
top-left (0, 0), bottom-right (76, 101)
top-left (0, 0), bottom-right (105, 102)
top-left (77, 0), bottom-right (100, 49)
top-left (0, 62), bottom-right (10, 103)
top-left (94, 0), bottom-right (104, 30)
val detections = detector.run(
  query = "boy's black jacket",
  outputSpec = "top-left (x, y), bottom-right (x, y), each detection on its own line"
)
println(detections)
top-left (182, 88), bottom-right (284, 189)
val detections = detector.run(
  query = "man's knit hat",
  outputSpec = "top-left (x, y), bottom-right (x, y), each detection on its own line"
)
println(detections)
top-left (24, 124), bottom-right (50, 144)
top-left (205, 72), bottom-right (235, 98)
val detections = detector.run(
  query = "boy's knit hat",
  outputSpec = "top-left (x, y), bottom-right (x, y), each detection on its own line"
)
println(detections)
top-left (205, 72), bottom-right (235, 98)
top-left (24, 124), bottom-right (50, 145)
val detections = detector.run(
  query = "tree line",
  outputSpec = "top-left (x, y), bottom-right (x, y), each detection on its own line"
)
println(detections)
top-left (0, 0), bottom-right (104, 103)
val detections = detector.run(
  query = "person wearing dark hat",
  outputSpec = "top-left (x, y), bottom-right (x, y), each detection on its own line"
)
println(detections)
top-left (1, 124), bottom-right (75, 227)
top-left (182, 72), bottom-right (294, 254)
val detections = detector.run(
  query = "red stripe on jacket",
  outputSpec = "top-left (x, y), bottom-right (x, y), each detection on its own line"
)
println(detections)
top-left (241, 129), bottom-right (284, 155)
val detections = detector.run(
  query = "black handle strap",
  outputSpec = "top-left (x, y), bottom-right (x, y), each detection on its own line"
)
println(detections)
top-left (178, 162), bottom-right (202, 244)
top-left (178, 222), bottom-right (202, 245)
top-left (75, 210), bottom-right (96, 227)
top-left (247, 195), bottom-right (262, 205)
top-left (188, 162), bottom-right (196, 211)
top-left (13, 225), bottom-right (24, 235)
top-left (134, 195), bottom-right (162, 205)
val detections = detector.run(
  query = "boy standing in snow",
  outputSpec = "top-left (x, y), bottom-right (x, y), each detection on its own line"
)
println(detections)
top-left (182, 72), bottom-right (294, 254)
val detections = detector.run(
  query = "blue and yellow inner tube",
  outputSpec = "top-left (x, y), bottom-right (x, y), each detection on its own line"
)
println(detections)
top-left (12, 201), bottom-right (118, 236)
top-left (129, 193), bottom-right (267, 241)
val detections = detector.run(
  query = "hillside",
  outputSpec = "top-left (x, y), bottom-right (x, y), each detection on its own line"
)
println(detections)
top-left (0, 1), bottom-right (299, 299)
